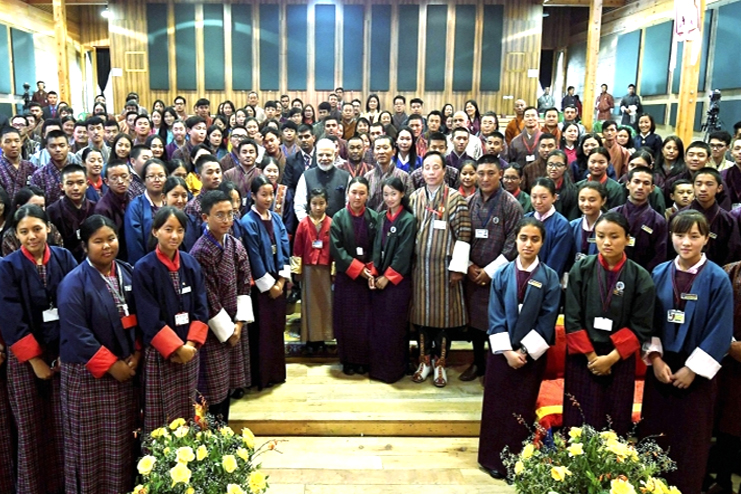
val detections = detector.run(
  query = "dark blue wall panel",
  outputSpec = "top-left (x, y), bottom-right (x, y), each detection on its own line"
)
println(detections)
top-left (259, 4), bottom-right (280, 91)
top-left (613, 30), bottom-right (641, 97)
top-left (397, 5), bottom-right (419, 92)
top-left (453, 5), bottom-right (476, 92)
top-left (480, 5), bottom-right (504, 92)
top-left (314, 5), bottom-right (336, 91)
top-left (712, 3), bottom-right (741, 90)
top-left (640, 22), bottom-right (672, 96)
top-left (672, 12), bottom-right (712, 95)
top-left (0, 25), bottom-right (11, 94)
top-left (203, 5), bottom-right (225, 91)
top-left (10, 29), bottom-right (35, 101)
top-left (670, 102), bottom-right (706, 131)
top-left (642, 104), bottom-right (667, 125)
top-left (231, 5), bottom-right (253, 91)
top-left (342, 5), bottom-right (364, 91)
top-left (174, 5), bottom-right (196, 90)
top-left (370, 5), bottom-right (391, 92)
top-left (286, 5), bottom-right (307, 91)
top-left (425, 5), bottom-right (448, 91)
top-left (146, 4), bottom-right (169, 91)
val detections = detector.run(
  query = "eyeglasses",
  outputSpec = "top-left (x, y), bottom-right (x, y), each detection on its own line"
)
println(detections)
top-left (709, 143), bottom-right (726, 148)
top-left (212, 212), bottom-right (232, 221)
top-left (547, 162), bottom-right (567, 168)
top-left (146, 174), bottom-right (166, 181)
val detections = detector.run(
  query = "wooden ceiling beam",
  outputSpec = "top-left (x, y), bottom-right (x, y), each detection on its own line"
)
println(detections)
top-left (545, 0), bottom-right (624, 7)
top-left (26, 0), bottom-right (106, 5)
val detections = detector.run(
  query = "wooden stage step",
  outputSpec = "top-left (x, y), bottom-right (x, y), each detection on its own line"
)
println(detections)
top-left (230, 362), bottom-right (484, 437)
top-left (255, 436), bottom-right (514, 494)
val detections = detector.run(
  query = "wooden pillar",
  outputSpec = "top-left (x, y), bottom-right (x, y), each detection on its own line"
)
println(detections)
top-left (581, 0), bottom-right (602, 132)
top-left (676, 0), bottom-right (706, 145)
top-left (53, 0), bottom-right (71, 104)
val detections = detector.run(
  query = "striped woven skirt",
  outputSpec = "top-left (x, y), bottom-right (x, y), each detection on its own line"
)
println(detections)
top-left (143, 346), bottom-right (200, 433)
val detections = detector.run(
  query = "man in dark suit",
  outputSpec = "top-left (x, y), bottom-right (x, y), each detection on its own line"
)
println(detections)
top-left (41, 91), bottom-right (60, 120)
top-left (283, 124), bottom-right (317, 192)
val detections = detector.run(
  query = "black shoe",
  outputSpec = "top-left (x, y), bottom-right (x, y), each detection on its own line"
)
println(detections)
top-left (287, 289), bottom-right (301, 304)
top-left (356, 365), bottom-right (368, 375)
top-left (231, 388), bottom-right (245, 399)
top-left (488, 468), bottom-right (505, 480)
top-left (342, 364), bottom-right (356, 376)
top-left (459, 364), bottom-right (479, 381)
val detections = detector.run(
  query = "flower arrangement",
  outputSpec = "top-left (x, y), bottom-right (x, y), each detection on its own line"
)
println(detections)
top-left (131, 400), bottom-right (278, 494)
top-left (502, 421), bottom-right (681, 494)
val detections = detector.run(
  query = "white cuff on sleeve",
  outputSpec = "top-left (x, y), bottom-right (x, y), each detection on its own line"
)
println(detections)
top-left (489, 332), bottom-right (513, 354)
top-left (208, 308), bottom-right (234, 343)
top-left (520, 330), bottom-right (550, 360)
top-left (279, 264), bottom-right (292, 281)
top-left (235, 295), bottom-right (254, 324)
top-left (449, 240), bottom-right (471, 274)
top-left (255, 272), bottom-right (277, 293)
top-left (483, 254), bottom-right (509, 279)
top-left (685, 347), bottom-right (722, 380)
top-left (641, 337), bottom-right (664, 365)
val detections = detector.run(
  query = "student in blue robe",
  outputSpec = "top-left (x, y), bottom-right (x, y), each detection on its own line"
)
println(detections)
top-left (82, 147), bottom-right (108, 202)
top-left (525, 177), bottom-right (575, 278)
top-left (133, 206), bottom-right (209, 433)
top-left (58, 214), bottom-right (140, 494)
top-left (641, 210), bottom-right (733, 494)
top-left (570, 181), bottom-right (605, 264)
top-left (242, 175), bottom-right (291, 390)
top-left (479, 217), bottom-right (560, 479)
top-left (564, 212), bottom-right (654, 437)
top-left (124, 158), bottom-right (167, 263)
top-left (0, 204), bottom-right (77, 494)
top-left (163, 176), bottom-right (200, 253)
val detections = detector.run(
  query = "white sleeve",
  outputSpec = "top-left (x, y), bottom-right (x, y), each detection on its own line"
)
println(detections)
top-left (489, 333), bottom-right (513, 354)
top-left (208, 308), bottom-right (235, 342)
top-left (254, 272), bottom-right (277, 293)
top-left (483, 254), bottom-right (509, 279)
top-left (448, 240), bottom-right (471, 274)
top-left (641, 337), bottom-right (663, 365)
top-left (235, 295), bottom-right (254, 324)
top-left (293, 175), bottom-right (308, 223)
top-left (685, 347), bottom-right (722, 380)
top-left (279, 265), bottom-right (292, 281)
top-left (520, 330), bottom-right (550, 360)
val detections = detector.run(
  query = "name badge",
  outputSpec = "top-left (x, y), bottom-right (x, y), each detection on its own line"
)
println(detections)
top-left (627, 237), bottom-right (636, 247)
top-left (271, 245), bottom-right (277, 255)
top-left (587, 237), bottom-right (596, 243)
top-left (175, 312), bottom-right (190, 326)
top-left (43, 308), bottom-right (59, 322)
top-left (709, 232), bottom-right (718, 239)
top-left (121, 314), bottom-right (137, 329)
top-left (594, 317), bottom-right (613, 332)
top-left (641, 225), bottom-right (653, 234)
top-left (681, 293), bottom-right (698, 301)
top-left (356, 247), bottom-right (364, 256)
top-left (124, 285), bottom-right (132, 292)
top-left (518, 304), bottom-right (523, 313)
top-left (475, 229), bottom-right (489, 239)
top-left (181, 285), bottom-right (192, 294)
top-left (242, 197), bottom-right (248, 206)
top-left (312, 240), bottom-right (324, 249)
top-left (528, 279), bottom-right (542, 289)
top-left (667, 310), bottom-right (685, 324)
top-left (526, 155), bottom-right (535, 162)
top-left (575, 252), bottom-right (587, 262)
top-left (433, 220), bottom-right (447, 230)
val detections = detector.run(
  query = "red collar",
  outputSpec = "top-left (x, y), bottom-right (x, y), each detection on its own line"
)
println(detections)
top-left (156, 245), bottom-right (180, 272)
top-left (598, 253), bottom-right (627, 272)
top-left (511, 187), bottom-right (521, 198)
top-left (21, 245), bottom-right (50, 265)
top-left (588, 173), bottom-right (608, 184)
top-left (88, 175), bottom-right (103, 190)
top-left (348, 204), bottom-right (366, 217)
top-left (386, 207), bottom-right (403, 222)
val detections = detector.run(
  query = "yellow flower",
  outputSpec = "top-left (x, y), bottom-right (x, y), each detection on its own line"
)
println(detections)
top-left (242, 428), bottom-right (256, 449)
top-left (196, 445), bottom-right (208, 461)
top-left (169, 417), bottom-right (187, 430)
top-left (667, 487), bottom-right (681, 494)
top-left (521, 443), bottom-right (536, 459)
top-left (601, 430), bottom-right (618, 443)
top-left (567, 443), bottom-right (584, 457)
top-left (163, 447), bottom-right (171, 455)
top-left (568, 427), bottom-right (582, 440)
top-left (227, 484), bottom-right (246, 494)
top-left (248, 471), bottom-right (267, 493)
top-left (150, 427), bottom-right (168, 439)
top-left (196, 432), bottom-right (202, 440)
top-left (514, 461), bottom-right (524, 475)
top-left (173, 426), bottom-right (190, 438)
top-left (610, 478), bottom-right (637, 494)
top-left (176, 446), bottom-right (195, 464)
top-left (551, 466), bottom-right (572, 482)
top-left (237, 447), bottom-right (250, 462)
top-left (604, 440), bottom-right (630, 461)
top-left (170, 462), bottom-right (191, 486)
top-left (133, 484), bottom-right (148, 494)
top-left (137, 455), bottom-right (156, 476)
top-left (222, 455), bottom-right (238, 474)
top-left (220, 426), bottom-right (235, 437)
top-left (186, 488), bottom-right (194, 494)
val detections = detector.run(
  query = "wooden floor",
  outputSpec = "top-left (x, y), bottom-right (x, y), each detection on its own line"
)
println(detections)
top-left (230, 361), bottom-right (484, 437)
top-left (256, 436), bottom-right (514, 494)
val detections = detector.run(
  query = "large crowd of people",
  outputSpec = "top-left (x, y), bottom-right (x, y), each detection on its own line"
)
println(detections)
top-left (1, 85), bottom-right (741, 494)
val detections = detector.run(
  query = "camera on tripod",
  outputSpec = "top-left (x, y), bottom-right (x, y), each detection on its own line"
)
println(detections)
top-left (21, 82), bottom-right (31, 110)
top-left (702, 89), bottom-right (722, 140)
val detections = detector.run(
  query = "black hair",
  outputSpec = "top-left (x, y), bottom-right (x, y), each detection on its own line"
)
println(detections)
top-left (595, 211), bottom-right (630, 237)
top-left (13, 204), bottom-right (48, 232)
top-left (546, 149), bottom-right (568, 165)
top-left (671, 210), bottom-right (710, 237)
top-left (79, 214), bottom-right (118, 244)
top-left (194, 154), bottom-right (220, 174)
top-left (141, 158), bottom-right (167, 181)
top-left (12, 186), bottom-right (45, 212)
top-left (61, 163), bottom-right (86, 180)
top-left (687, 140), bottom-right (711, 156)
top-left (656, 135), bottom-right (685, 171)
top-left (395, 126), bottom-right (418, 164)
top-left (308, 188), bottom-right (328, 204)
top-left (235, 138), bottom-right (259, 155)
top-left (578, 180), bottom-right (607, 200)
top-left (145, 134), bottom-right (166, 154)
top-left (693, 166), bottom-right (722, 186)
top-left (514, 217), bottom-right (546, 242)
top-left (111, 133), bottom-right (133, 157)
top-left (423, 150), bottom-right (445, 168)
top-left (200, 190), bottom-right (231, 216)
top-left (189, 143), bottom-right (212, 160)
top-left (218, 180), bottom-right (242, 203)
top-left (45, 129), bottom-right (67, 146)
top-left (476, 154), bottom-right (502, 169)
top-left (166, 158), bottom-right (191, 175)
top-left (152, 205), bottom-right (188, 233)
top-left (104, 159), bottom-right (129, 178)
top-left (503, 164), bottom-right (524, 178)
top-left (382, 176), bottom-right (412, 213)
top-left (588, 146), bottom-right (612, 164)
top-left (670, 178), bottom-right (692, 194)
top-left (531, 177), bottom-right (556, 196)
top-left (250, 174), bottom-right (273, 196)
top-left (164, 176), bottom-right (189, 196)
top-left (130, 144), bottom-right (151, 161)
top-left (365, 94), bottom-right (381, 112)
top-left (348, 176), bottom-right (370, 191)
top-left (0, 187), bottom-right (11, 229)
top-left (85, 116), bottom-right (105, 128)
top-left (629, 149), bottom-right (654, 168)
top-left (627, 165), bottom-right (654, 184)
top-left (184, 116), bottom-right (206, 130)
top-left (637, 113), bottom-right (656, 133)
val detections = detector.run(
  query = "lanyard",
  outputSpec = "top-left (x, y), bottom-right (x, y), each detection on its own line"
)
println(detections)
top-left (671, 264), bottom-right (703, 308)
top-left (597, 263), bottom-right (624, 313)
top-left (425, 186), bottom-right (448, 219)
top-left (476, 189), bottom-right (501, 228)
top-left (522, 130), bottom-right (541, 156)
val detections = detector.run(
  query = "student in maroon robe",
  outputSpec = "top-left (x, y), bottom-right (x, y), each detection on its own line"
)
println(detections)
top-left (47, 163), bottom-right (97, 262)
top-left (94, 159), bottom-right (132, 261)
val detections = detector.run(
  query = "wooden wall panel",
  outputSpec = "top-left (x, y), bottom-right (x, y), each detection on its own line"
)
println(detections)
top-left (109, 0), bottom-right (542, 118)
top-left (79, 6), bottom-right (110, 48)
